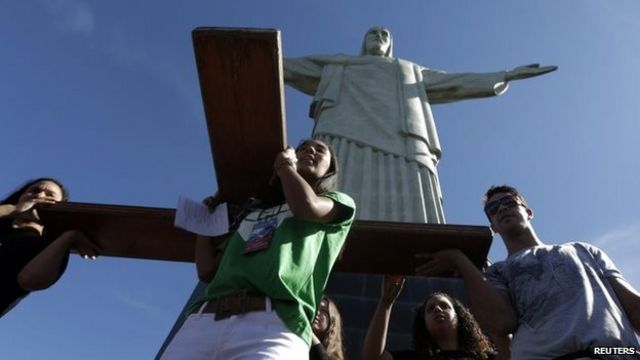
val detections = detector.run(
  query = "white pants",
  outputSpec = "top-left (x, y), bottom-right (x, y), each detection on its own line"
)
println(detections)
top-left (160, 302), bottom-right (308, 360)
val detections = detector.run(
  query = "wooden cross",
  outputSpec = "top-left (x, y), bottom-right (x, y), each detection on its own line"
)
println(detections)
top-left (39, 28), bottom-right (492, 275)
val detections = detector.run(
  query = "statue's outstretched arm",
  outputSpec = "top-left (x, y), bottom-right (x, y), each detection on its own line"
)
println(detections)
top-left (505, 63), bottom-right (558, 81)
top-left (423, 68), bottom-right (509, 104)
top-left (283, 57), bottom-right (324, 95)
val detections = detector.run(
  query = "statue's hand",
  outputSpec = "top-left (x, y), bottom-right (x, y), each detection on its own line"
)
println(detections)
top-left (505, 63), bottom-right (558, 81)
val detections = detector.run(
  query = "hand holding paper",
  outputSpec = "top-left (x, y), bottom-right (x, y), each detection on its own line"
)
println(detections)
top-left (174, 196), bottom-right (229, 236)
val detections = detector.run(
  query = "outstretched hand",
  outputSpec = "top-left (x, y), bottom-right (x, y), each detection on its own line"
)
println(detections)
top-left (273, 147), bottom-right (298, 173)
top-left (15, 197), bottom-right (57, 213)
top-left (380, 274), bottom-right (406, 307)
top-left (202, 192), bottom-right (225, 212)
top-left (270, 146), bottom-right (298, 185)
top-left (12, 197), bottom-right (58, 221)
top-left (202, 192), bottom-right (241, 223)
top-left (414, 249), bottom-right (465, 277)
top-left (505, 63), bottom-right (558, 81)
top-left (65, 230), bottom-right (102, 260)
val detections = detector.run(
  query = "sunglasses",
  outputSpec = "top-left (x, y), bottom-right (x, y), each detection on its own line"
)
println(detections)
top-left (484, 196), bottom-right (523, 216)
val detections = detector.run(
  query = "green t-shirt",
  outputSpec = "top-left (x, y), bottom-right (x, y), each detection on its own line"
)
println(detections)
top-left (189, 191), bottom-right (355, 346)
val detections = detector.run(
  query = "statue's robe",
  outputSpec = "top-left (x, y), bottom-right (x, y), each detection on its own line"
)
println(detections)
top-left (285, 54), bottom-right (508, 222)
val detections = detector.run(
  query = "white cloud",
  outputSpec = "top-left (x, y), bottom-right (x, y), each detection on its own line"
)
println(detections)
top-left (42, 0), bottom-right (95, 35)
top-left (115, 290), bottom-right (165, 318)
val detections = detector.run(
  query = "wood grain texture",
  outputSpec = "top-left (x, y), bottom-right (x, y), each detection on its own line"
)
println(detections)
top-left (193, 27), bottom-right (287, 205)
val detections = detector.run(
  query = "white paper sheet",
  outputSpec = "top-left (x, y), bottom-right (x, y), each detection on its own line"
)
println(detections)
top-left (174, 196), bottom-right (229, 236)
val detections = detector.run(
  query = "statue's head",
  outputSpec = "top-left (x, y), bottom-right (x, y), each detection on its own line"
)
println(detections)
top-left (361, 26), bottom-right (393, 57)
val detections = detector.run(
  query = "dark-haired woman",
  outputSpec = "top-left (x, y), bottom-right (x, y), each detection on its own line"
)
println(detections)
top-left (161, 139), bottom-right (356, 359)
top-left (0, 178), bottom-right (100, 317)
top-left (363, 275), bottom-right (496, 360)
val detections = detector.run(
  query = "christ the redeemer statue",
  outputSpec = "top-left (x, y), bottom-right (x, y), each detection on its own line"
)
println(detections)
top-left (284, 27), bottom-right (556, 223)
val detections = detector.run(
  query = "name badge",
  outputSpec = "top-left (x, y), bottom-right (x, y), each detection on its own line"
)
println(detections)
top-left (243, 217), bottom-right (277, 254)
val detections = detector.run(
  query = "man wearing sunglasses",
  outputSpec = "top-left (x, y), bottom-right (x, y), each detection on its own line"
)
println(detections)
top-left (415, 185), bottom-right (640, 359)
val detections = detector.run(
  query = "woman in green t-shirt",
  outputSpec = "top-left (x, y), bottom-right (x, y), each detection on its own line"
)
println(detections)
top-left (161, 139), bottom-right (356, 360)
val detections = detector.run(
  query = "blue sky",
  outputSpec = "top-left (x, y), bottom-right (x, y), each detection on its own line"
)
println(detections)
top-left (1, 1), bottom-right (639, 358)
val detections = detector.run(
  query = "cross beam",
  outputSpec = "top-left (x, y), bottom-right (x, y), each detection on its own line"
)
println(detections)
top-left (39, 202), bottom-right (491, 274)
top-left (38, 27), bottom-right (492, 275)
